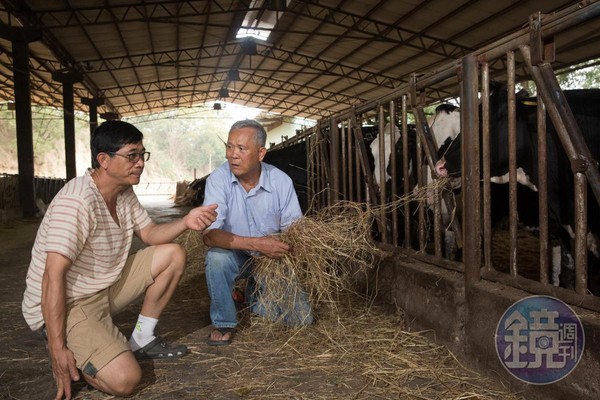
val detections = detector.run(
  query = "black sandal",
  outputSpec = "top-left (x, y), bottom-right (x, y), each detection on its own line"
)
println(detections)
top-left (133, 336), bottom-right (187, 359)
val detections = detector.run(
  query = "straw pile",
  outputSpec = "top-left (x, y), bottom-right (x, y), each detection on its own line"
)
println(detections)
top-left (250, 201), bottom-right (385, 324)
top-left (216, 302), bottom-right (523, 400)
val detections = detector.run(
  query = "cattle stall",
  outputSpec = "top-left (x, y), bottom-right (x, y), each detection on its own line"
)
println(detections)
top-left (270, 4), bottom-right (600, 398)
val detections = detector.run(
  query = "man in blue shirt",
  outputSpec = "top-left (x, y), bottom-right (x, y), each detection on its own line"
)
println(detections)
top-left (202, 119), bottom-right (313, 345)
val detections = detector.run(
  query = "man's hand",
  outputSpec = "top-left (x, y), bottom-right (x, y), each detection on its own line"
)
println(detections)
top-left (49, 344), bottom-right (79, 400)
top-left (184, 204), bottom-right (218, 232)
top-left (254, 236), bottom-right (291, 258)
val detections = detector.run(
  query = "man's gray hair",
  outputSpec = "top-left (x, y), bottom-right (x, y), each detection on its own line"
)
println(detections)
top-left (229, 119), bottom-right (267, 147)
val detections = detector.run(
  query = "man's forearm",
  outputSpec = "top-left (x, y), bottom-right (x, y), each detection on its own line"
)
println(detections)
top-left (141, 219), bottom-right (188, 246)
top-left (41, 258), bottom-right (70, 351)
top-left (203, 229), bottom-right (257, 251)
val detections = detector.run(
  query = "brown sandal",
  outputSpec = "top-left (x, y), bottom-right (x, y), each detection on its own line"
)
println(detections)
top-left (207, 327), bottom-right (235, 346)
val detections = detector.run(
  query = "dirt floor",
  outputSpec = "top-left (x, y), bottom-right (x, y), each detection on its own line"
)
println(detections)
top-left (0, 196), bottom-right (525, 400)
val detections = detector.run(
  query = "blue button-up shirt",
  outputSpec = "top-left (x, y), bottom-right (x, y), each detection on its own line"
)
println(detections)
top-left (203, 161), bottom-right (302, 237)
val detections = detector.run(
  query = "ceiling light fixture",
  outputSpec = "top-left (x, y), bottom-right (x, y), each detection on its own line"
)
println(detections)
top-left (228, 69), bottom-right (240, 81)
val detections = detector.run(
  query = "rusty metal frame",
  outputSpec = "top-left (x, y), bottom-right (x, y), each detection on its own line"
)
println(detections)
top-left (277, 1), bottom-right (600, 307)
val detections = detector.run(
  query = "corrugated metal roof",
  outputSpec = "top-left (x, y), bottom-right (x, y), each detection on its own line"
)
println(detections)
top-left (0, 0), bottom-right (599, 120)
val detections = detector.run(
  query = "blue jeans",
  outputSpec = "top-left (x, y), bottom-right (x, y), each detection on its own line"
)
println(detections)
top-left (204, 248), bottom-right (313, 328)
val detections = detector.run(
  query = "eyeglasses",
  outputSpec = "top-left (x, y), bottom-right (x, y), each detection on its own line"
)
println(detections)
top-left (109, 151), bottom-right (151, 163)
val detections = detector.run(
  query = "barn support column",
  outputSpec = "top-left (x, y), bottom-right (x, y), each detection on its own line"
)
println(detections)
top-left (82, 97), bottom-right (104, 168)
top-left (0, 25), bottom-right (41, 218)
top-left (53, 71), bottom-right (83, 181)
top-left (461, 54), bottom-right (481, 288)
top-left (82, 97), bottom-right (104, 135)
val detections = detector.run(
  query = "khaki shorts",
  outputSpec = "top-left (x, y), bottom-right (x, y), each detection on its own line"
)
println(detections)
top-left (65, 246), bottom-right (155, 377)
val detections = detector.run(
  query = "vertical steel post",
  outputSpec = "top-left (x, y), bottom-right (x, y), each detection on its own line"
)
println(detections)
top-left (537, 98), bottom-right (550, 285)
top-left (402, 95), bottom-right (411, 249)
top-left (378, 104), bottom-right (387, 243)
top-left (329, 118), bottom-right (340, 205)
top-left (507, 52), bottom-right (519, 277)
top-left (481, 63), bottom-right (492, 271)
top-left (462, 54), bottom-right (482, 287)
top-left (389, 100), bottom-right (398, 246)
top-left (341, 121), bottom-right (348, 200)
top-left (574, 172), bottom-right (588, 294)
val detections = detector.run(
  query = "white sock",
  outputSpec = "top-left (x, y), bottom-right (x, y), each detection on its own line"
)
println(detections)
top-left (129, 314), bottom-right (158, 351)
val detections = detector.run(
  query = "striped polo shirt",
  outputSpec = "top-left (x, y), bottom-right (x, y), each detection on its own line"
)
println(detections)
top-left (22, 169), bottom-right (151, 330)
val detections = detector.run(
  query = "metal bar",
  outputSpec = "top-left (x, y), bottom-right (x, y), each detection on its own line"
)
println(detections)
top-left (389, 100), bottom-right (398, 246)
top-left (329, 118), bottom-right (340, 205)
top-left (402, 95), bottom-right (411, 249)
top-left (433, 185), bottom-right (442, 257)
top-left (341, 121), bottom-right (348, 200)
top-left (462, 53), bottom-right (481, 288)
top-left (574, 173), bottom-right (588, 295)
top-left (507, 51), bottom-right (519, 277)
top-left (537, 97), bottom-right (550, 285)
top-left (416, 133), bottom-right (426, 250)
top-left (307, 134), bottom-right (314, 211)
top-left (378, 104), bottom-right (388, 243)
top-left (347, 119), bottom-right (355, 202)
top-left (318, 123), bottom-right (330, 209)
top-left (315, 122), bottom-right (322, 209)
top-left (481, 63), bottom-right (492, 271)
top-left (355, 124), bottom-right (362, 204)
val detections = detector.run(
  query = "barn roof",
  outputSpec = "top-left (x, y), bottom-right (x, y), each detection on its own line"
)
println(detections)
top-left (0, 0), bottom-right (599, 121)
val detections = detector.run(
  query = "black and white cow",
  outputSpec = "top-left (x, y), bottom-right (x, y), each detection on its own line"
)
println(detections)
top-left (435, 86), bottom-right (600, 294)
top-left (369, 122), bottom-right (418, 195)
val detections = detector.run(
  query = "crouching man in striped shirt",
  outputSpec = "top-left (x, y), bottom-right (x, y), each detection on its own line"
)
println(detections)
top-left (22, 121), bottom-right (218, 399)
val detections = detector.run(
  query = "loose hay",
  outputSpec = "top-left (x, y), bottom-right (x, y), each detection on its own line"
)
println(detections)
top-left (211, 300), bottom-right (523, 400)
top-left (252, 201), bottom-right (385, 324)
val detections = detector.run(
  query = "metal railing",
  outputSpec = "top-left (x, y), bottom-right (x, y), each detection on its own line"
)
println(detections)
top-left (283, 1), bottom-right (600, 311)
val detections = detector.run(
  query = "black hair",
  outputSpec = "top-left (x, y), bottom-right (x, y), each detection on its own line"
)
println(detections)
top-left (90, 121), bottom-right (144, 168)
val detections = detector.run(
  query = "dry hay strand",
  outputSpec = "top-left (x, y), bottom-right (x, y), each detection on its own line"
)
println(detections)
top-left (215, 299), bottom-right (522, 400)
top-left (252, 201), bottom-right (386, 324)
top-left (381, 176), bottom-right (458, 217)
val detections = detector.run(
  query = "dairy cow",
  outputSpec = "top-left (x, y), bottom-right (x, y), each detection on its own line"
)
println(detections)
top-left (435, 86), bottom-right (600, 293)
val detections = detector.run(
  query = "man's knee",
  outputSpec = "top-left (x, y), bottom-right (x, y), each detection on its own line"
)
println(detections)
top-left (89, 356), bottom-right (142, 397)
top-left (169, 243), bottom-right (186, 267)
top-left (205, 248), bottom-right (239, 273)
top-left (107, 368), bottom-right (141, 397)
top-left (158, 243), bottom-right (186, 273)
